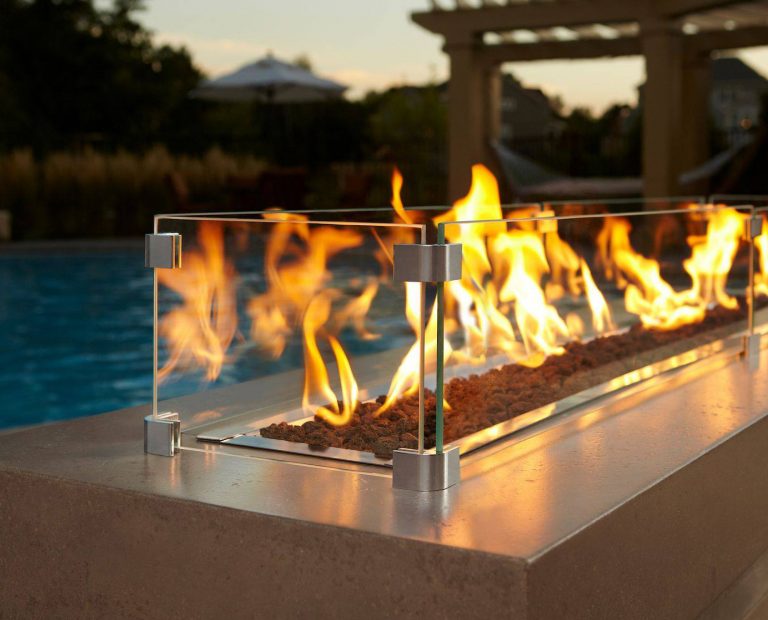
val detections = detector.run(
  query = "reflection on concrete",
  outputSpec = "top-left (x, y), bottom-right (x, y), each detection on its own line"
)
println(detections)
top-left (1, 346), bottom-right (767, 562)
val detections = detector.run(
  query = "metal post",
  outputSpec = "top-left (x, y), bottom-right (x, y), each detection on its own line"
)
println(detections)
top-left (418, 280), bottom-right (426, 454)
top-left (435, 281), bottom-right (445, 454)
top-left (743, 213), bottom-right (762, 369)
top-left (392, 242), bottom-right (462, 491)
top-left (144, 231), bottom-right (182, 456)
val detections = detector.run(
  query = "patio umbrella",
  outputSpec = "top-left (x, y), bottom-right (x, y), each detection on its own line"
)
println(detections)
top-left (191, 54), bottom-right (347, 104)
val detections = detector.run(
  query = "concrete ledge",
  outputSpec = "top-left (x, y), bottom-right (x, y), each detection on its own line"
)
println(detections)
top-left (2, 347), bottom-right (768, 618)
top-left (528, 412), bottom-right (768, 619)
top-left (0, 470), bottom-right (525, 619)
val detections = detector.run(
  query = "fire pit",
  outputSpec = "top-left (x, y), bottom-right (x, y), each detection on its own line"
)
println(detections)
top-left (143, 166), bottom-right (765, 490)
top-left (6, 174), bottom-right (768, 619)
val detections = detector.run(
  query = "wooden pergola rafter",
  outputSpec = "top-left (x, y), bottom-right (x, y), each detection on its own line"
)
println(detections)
top-left (412, 0), bottom-right (768, 199)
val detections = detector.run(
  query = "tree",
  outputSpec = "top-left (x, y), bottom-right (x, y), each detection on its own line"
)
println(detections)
top-left (293, 54), bottom-right (313, 71)
top-left (0, 0), bottom-right (203, 152)
top-left (366, 85), bottom-right (447, 203)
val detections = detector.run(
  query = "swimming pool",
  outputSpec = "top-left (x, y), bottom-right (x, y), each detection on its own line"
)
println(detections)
top-left (0, 243), bottom-right (153, 430)
top-left (0, 241), bottom-right (414, 431)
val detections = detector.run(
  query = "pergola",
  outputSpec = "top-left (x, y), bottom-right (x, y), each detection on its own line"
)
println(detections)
top-left (411, 0), bottom-right (768, 200)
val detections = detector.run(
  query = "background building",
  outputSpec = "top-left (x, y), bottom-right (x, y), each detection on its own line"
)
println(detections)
top-left (711, 56), bottom-right (768, 145)
top-left (499, 74), bottom-right (564, 142)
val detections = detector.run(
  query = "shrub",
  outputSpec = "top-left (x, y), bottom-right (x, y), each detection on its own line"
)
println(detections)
top-left (0, 146), bottom-right (265, 240)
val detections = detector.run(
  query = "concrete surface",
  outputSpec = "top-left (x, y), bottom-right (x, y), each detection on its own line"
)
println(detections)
top-left (2, 345), bottom-right (768, 618)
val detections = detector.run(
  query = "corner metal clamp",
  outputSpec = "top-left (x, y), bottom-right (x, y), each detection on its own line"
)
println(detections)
top-left (393, 243), bottom-right (462, 283)
top-left (145, 233), bottom-right (182, 456)
top-left (144, 412), bottom-right (180, 457)
top-left (145, 233), bottom-right (182, 269)
top-left (743, 215), bottom-right (763, 370)
top-left (392, 446), bottom-right (460, 492)
top-left (391, 243), bottom-right (462, 491)
top-left (745, 214), bottom-right (763, 240)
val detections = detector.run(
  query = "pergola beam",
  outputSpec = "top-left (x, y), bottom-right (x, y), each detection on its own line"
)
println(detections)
top-left (412, 2), bottom-right (643, 36)
top-left (413, 0), bottom-right (758, 37)
top-left (413, 0), bottom-right (768, 200)
top-left (653, 0), bottom-right (749, 18)
top-left (479, 38), bottom-right (641, 65)
top-left (685, 24), bottom-right (768, 52)
top-left (477, 26), bottom-right (768, 65)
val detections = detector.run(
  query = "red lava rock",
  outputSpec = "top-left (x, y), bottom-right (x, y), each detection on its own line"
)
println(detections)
top-left (260, 302), bottom-right (751, 458)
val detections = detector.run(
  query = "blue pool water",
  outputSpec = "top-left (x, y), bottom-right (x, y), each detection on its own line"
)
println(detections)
top-left (0, 242), bottom-right (413, 431)
top-left (0, 244), bottom-right (154, 429)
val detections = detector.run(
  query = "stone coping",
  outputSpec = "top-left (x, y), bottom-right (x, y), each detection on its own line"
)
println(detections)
top-left (1, 345), bottom-right (768, 617)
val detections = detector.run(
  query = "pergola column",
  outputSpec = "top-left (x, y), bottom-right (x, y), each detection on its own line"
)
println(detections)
top-left (641, 20), bottom-right (686, 197)
top-left (445, 36), bottom-right (501, 202)
top-left (680, 51), bottom-right (712, 191)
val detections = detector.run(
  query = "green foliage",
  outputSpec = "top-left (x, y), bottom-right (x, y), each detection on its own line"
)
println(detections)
top-left (0, 0), bottom-right (452, 239)
top-left (293, 54), bottom-right (313, 71)
top-left (0, 147), bottom-right (265, 239)
top-left (365, 85), bottom-right (447, 205)
top-left (520, 104), bottom-right (641, 177)
top-left (0, 0), bottom-right (203, 151)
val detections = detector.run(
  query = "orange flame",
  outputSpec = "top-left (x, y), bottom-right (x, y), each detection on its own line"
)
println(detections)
top-left (247, 215), bottom-right (364, 357)
top-left (683, 207), bottom-right (744, 311)
top-left (374, 164), bottom-right (617, 392)
top-left (334, 278), bottom-right (381, 341)
top-left (377, 281), bottom-right (451, 412)
top-left (382, 163), bottom-right (618, 395)
top-left (581, 259), bottom-right (615, 334)
top-left (436, 164), bottom-right (505, 281)
top-left (492, 231), bottom-right (570, 359)
top-left (302, 293), bottom-right (359, 426)
top-left (157, 221), bottom-right (237, 382)
top-left (434, 165), bottom-right (613, 368)
top-left (159, 164), bottom-right (748, 434)
top-left (244, 214), bottom-right (369, 425)
top-left (597, 207), bottom-right (745, 330)
top-left (544, 228), bottom-right (581, 301)
top-left (390, 166), bottom-right (413, 225)
top-left (597, 217), bottom-right (705, 330)
top-left (437, 166), bottom-right (524, 365)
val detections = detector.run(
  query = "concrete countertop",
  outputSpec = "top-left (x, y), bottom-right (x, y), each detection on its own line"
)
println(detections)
top-left (2, 346), bottom-right (768, 618)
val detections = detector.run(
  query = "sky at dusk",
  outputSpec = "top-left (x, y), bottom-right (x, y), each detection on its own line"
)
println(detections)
top-left (125, 0), bottom-right (768, 113)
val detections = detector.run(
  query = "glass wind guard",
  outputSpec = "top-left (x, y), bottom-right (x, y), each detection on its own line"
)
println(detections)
top-left (434, 205), bottom-right (754, 453)
top-left (543, 197), bottom-right (706, 216)
top-left (160, 203), bottom-right (543, 223)
top-left (712, 195), bottom-right (768, 207)
top-left (153, 214), bottom-right (427, 463)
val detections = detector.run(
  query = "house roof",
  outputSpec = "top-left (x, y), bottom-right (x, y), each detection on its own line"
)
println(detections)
top-left (502, 75), bottom-right (558, 114)
top-left (712, 57), bottom-right (768, 84)
top-left (637, 56), bottom-right (768, 94)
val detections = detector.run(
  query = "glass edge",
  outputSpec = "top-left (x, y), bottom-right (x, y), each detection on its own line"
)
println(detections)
top-left (545, 195), bottom-right (706, 207)
top-left (438, 203), bottom-right (755, 228)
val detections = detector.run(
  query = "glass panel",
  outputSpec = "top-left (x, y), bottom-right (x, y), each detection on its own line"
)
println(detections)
top-left (713, 199), bottom-right (764, 338)
top-left (435, 205), bottom-right (753, 451)
top-left (544, 197), bottom-right (706, 215)
top-left (159, 204), bottom-right (542, 220)
top-left (712, 195), bottom-right (768, 208)
top-left (160, 164), bottom-right (539, 221)
top-left (754, 206), bottom-right (768, 335)
top-left (153, 214), bottom-right (428, 461)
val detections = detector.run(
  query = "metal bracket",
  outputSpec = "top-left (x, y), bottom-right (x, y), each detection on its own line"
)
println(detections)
top-left (392, 446), bottom-right (460, 492)
top-left (144, 412), bottom-right (180, 456)
top-left (393, 243), bottom-right (462, 283)
top-left (745, 215), bottom-right (762, 240)
top-left (742, 333), bottom-right (762, 372)
top-left (145, 233), bottom-right (182, 269)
